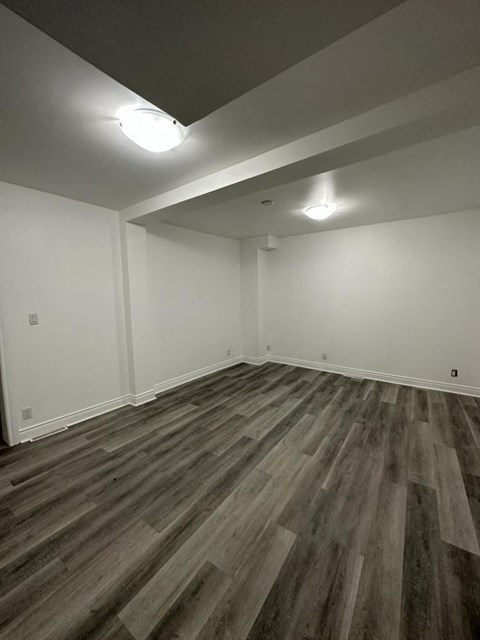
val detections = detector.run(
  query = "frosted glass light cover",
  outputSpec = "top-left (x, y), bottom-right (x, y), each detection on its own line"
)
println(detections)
top-left (119, 109), bottom-right (186, 152)
top-left (304, 203), bottom-right (337, 220)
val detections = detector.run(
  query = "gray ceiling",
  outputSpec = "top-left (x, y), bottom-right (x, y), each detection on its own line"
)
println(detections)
top-left (2, 0), bottom-right (480, 211)
top-left (0, 0), bottom-right (405, 125)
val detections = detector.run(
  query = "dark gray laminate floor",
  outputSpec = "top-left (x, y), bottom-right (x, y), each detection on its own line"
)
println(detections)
top-left (0, 363), bottom-right (479, 639)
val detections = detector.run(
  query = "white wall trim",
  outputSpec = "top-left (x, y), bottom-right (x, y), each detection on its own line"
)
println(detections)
top-left (14, 357), bottom-right (244, 445)
top-left (14, 351), bottom-right (479, 445)
top-left (125, 389), bottom-right (157, 407)
top-left (17, 390), bottom-right (156, 443)
top-left (241, 355), bottom-right (269, 366)
top-left (154, 356), bottom-right (243, 395)
top-left (18, 395), bottom-right (129, 443)
top-left (268, 355), bottom-right (480, 398)
top-left (18, 359), bottom-right (240, 444)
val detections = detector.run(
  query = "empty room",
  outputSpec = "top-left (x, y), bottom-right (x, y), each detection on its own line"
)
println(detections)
top-left (1, 1), bottom-right (480, 638)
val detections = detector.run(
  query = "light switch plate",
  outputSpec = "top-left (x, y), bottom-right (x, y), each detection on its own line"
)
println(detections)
top-left (29, 313), bottom-right (39, 325)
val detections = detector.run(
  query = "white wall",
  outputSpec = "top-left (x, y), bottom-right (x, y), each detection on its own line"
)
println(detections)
top-left (2, 182), bottom-right (478, 445)
top-left (239, 240), bottom-right (260, 358)
top-left (0, 182), bottom-right (127, 443)
top-left (147, 223), bottom-right (241, 386)
top-left (266, 210), bottom-right (480, 391)
top-left (119, 222), bottom-right (156, 402)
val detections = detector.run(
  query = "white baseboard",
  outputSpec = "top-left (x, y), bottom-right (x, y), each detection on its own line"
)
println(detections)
top-left (125, 389), bottom-right (157, 407)
top-left (267, 355), bottom-right (480, 398)
top-left (154, 356), bottom-right (243, 395)
top-left (241, 355), bottom-right (269, 366)
top-left (15, 353), bottom-right (479, 445)
top-left (19, 395), bottom-right (130, 443)
top-left (15, 357), bottom-right (243, 445)
top-left (18, 389), bottom-right (157, 443)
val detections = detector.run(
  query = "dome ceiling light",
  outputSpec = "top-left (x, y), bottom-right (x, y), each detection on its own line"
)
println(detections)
top-left (119, 108), bottom-right (186, 152)
top-left (304, 202), bottom-right (338, 220)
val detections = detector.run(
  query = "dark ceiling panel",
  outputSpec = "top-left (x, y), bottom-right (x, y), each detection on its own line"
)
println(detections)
top-left (1, 0), bottom-right (406, 124)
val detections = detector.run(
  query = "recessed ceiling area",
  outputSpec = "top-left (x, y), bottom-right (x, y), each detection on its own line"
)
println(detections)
top-left (157, 125), bottom-right (480, 238)
top-left (1, 0), bottom-right (405, 125)
top-left (1, 0), bottom-right (480, 210)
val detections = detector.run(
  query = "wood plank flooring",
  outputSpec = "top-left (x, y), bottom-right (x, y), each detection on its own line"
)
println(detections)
top-left (1, 363), bottom-right (480, 639)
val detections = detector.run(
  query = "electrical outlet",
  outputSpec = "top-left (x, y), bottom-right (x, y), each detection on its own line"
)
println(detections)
top-left (227, 349), bottom-right (231, 356)
top-left (451, 369), bottom-right (458, 378)
top-left (266, 345), bottom-right (271, 352)
top-left (322, 353), bottom-right (328, 361)
top-left (22, 407), bottom-right (32, 420)
top-left (28, 313), bottom-right (39, 325)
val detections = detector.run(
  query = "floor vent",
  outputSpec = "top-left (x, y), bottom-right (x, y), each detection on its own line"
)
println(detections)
top-left (32, 426), bottom-right (68, 441)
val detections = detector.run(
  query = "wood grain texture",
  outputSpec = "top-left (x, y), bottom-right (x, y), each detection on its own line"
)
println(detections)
top-left (147, 561), bottom-right (231, 640)
top-left (434, 443), bottom-right (480, 555)
top-left (349, 480), bottom-right (407, 640)
top-left (408, 421), bottom-right (435, 488)
top-left (0, 363), bottom-right (479, 639)
top-left (400, 482), bottom-right (442, 640)
top-left (196, 524), bottom-right (295, 640)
